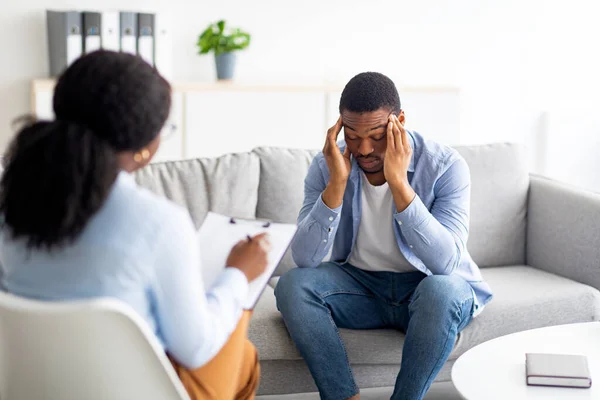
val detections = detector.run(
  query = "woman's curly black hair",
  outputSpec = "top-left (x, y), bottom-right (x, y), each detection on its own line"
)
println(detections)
top-left (0, 50), bottom-right (171, 249)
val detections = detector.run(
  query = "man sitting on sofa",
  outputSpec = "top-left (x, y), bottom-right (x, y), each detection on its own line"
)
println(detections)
top-left (275, 72), bottom-right (493, 400)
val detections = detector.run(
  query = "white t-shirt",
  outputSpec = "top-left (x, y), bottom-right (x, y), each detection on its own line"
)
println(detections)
top-left (348, 172), bottom-right (414, 273)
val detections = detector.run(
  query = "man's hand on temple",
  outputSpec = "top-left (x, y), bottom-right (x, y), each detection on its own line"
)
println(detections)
top-left (385, 114), bottom-right (416, 212)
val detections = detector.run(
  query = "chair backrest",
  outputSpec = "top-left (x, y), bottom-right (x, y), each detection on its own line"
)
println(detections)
top-left (0, 291), bottom-right (190, 400)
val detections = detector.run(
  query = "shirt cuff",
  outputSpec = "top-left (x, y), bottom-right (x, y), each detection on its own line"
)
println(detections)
top-left (213, 267), bottom-right (250, 302)
top-left (471, 287), bottom-right (484, 317)
top-left (394, 194), bottom-right (429, 229)
top-left (310, 193), bottom-right (342, 229)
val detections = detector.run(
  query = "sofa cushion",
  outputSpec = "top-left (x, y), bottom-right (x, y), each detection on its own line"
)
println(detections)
top-left (454, 143), bottom-right (529, 267)
top-left (249, 266), bottom-right (600, 364)
top-left (134, 153), bottom-right (260, 227)
top-left (253, 147), bottom-right (319, 275)
top-left (455, 266), bottom-right (600, 355)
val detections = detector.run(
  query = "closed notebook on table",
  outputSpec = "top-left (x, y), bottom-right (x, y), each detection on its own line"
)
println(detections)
top-left (526, 353), bottom-right (592, 388)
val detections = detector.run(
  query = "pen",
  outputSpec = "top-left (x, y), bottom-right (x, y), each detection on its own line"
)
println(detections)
top-left (247, 235), bottom-right (252, 242)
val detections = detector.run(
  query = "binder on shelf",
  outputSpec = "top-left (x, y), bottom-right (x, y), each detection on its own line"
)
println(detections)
top-left (101, 11), bottom-right (120, 51)
top-left (154, 13), bottom-right (173, 81)
top-left (119, 12), bottom-right (137, 55)
top-left (137, 13), bottom-right (155, 66)
top-left (46, 10), bottom-right (83, 77)
top-left (82, 12), bottom-right (102, 54)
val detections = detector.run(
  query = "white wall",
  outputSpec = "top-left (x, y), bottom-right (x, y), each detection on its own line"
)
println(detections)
top-left (1, 0), bottom-right (599, 189)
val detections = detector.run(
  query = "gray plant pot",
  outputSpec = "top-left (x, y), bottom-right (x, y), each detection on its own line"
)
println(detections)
top-left (214, 52), bottom-right (236, 80)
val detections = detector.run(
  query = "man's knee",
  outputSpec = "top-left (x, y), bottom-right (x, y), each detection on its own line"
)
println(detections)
top-left (412, 275), bottom-right (472, 311)
top-left (275, 267), bottom-right (315, 312)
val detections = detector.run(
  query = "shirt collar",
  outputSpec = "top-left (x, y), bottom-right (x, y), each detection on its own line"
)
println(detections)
top-left (407, 130), bottom-right (416, 173)
top-left (116, 170), bottom-right (136, 187)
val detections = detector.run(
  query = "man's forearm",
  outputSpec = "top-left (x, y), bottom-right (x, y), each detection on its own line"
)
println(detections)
top-left (393, 194), bottom-right (465, 275)
top-left (389, 179), bottom-right (416, 212)
top-left (390, 179), bottom-right (461, 274)
top-left (391, 158), bottom-right (472, 275)
top-left (322, 181), bottom-right (347, 209)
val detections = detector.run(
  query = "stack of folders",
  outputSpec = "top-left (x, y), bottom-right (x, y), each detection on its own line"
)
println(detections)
top-left (46, 10), bottom-right (172, 79)
top-left (526, 353), bottom-right (592, 389)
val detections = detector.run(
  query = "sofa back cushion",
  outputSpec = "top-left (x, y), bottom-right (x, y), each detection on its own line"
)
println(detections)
top-left (1, 144), bottom-right (524, 272)
top-left (253, 147), bottom-right (319, 275)
top-left (454, 143), bottom-right (529, 267)
top-left (254, 143), bottom-right (529, 274)
top-left (135, 153), bottom-right (260, 227)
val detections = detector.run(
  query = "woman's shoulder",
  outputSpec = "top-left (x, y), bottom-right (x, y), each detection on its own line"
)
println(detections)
top-left (110, 172), bottom-right (194, 229)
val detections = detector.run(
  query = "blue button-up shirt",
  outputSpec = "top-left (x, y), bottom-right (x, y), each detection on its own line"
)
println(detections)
top-left (290, 130), bottom-right (493, 310)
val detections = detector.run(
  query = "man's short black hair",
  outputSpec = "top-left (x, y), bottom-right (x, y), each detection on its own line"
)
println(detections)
top-left (339, 72), bottom-right (401, 115)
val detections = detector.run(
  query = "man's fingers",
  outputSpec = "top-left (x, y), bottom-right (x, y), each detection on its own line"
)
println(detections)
top-left (387, 118), bottom-right (396, 152)
top-left (325, 116), bottom-right (344, 156)
top-left (393, 118), bottom-right (402, 150)
top-left (327, 116), bottom-right (343, 140)
top-left (390, 115), bottom-right (404, 150)
top-left (335, 115), bottom-right (343, 130)
top-left (343, 145), bottom-right (351, 160)
top-left (394, 115), bottom-right (409, 149)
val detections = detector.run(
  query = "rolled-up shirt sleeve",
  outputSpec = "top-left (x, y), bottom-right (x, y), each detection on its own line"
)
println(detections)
top-left (394, 157), bottom-right (471, 275)
top-left (291, 156), bottom-right (342, 267)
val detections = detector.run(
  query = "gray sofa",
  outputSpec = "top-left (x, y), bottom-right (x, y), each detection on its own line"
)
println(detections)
top-left (134, 143), bottom-right (600, 396)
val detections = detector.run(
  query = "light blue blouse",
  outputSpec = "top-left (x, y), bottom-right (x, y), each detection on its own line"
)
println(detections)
top-left (0, 171), bottom-right (248, 369)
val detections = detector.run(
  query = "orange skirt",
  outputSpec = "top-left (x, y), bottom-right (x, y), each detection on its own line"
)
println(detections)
top-left (169, 311), bottom-right (260, 400)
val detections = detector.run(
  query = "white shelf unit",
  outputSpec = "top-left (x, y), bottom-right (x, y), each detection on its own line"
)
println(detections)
top-left (31, 80), bottom-right (460, 162)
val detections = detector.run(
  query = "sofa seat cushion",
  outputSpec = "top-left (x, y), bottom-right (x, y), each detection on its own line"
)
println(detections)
top-left (455, 265), bottom-right (600, 356)
top-left (249, 266), bottom-right (600, 364)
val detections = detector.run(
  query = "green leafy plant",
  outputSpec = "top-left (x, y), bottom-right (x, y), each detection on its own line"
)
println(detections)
top-left (197, 20), bottom-right (251, 55)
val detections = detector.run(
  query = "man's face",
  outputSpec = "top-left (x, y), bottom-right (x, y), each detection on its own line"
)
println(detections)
top-left (342, 108), bottom-right (405, 174)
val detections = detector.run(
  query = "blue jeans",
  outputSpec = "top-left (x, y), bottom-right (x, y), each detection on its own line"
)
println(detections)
top-left (274, 262), bottom-right (474, 400)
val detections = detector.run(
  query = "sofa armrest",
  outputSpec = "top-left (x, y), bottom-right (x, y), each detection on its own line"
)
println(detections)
top-left (527, 175), bottom-right (600, 289)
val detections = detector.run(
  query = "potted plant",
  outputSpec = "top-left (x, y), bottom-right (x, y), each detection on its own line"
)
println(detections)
top-left (197, 20), bottom-right (251, 80)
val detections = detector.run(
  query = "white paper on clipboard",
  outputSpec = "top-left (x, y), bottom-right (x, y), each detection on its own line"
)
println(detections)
top-left (196, 212), bottom-right (297, 310)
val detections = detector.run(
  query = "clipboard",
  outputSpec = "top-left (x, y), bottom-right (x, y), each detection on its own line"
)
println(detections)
top-left (196, 212), bottom-right (297, 310)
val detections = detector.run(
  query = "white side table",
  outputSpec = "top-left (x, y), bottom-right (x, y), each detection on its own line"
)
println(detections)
top-left (452, 322), bottom-right (600, 399)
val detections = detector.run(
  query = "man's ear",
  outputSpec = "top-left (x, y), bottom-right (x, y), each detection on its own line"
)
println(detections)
top-left (398, 109), bottom-right (406, 126)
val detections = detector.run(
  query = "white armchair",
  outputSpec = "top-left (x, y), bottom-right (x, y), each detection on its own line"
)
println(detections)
top-left (0, 291), bottom-right (190, 400)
